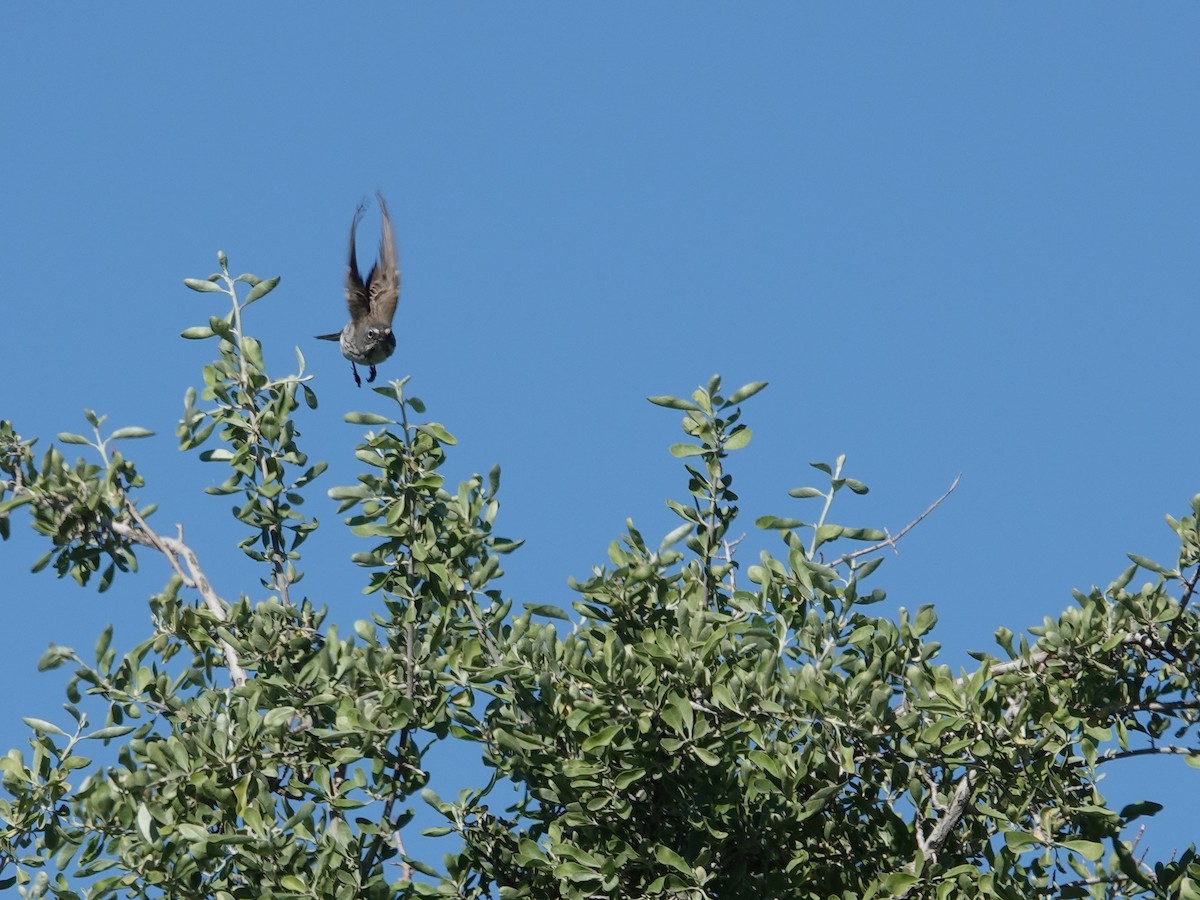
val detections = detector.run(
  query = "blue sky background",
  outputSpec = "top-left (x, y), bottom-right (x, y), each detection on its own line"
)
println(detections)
top-left (3, 4), bottom-right (1199, 877)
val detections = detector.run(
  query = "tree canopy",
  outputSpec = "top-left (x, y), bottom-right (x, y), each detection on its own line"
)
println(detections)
top-left (2, 256), bottom-right (1200, 899)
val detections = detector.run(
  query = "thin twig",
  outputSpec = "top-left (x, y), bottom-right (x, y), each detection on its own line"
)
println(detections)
top-left (834, 474), bottom-right (962, 566)
top-left (722, 533), bottom-right (746, 593)
top-left (393, 829), bottom-right (412, 882)
top-left (1097, 745), bottom-right (1200, 765)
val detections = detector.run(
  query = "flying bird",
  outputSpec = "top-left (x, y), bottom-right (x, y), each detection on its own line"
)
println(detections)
top-left (317, 192), bottom-right (400, 387)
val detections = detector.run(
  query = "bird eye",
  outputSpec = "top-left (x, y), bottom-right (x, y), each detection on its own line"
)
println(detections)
top-left (367, 328), bottom-right (378, 339)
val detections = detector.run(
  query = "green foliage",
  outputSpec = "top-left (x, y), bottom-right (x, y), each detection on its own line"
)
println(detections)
top-left (0, 413), bottom-right (149, 592)
top-left (178, 256), bottom-right (322, 592)
top-left (2, 253), bottom-right (1200, 899)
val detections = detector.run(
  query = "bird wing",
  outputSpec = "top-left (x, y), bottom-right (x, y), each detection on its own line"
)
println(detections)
top-left (344, 199), bottom-right (371, 320)
top-left (366, 191), bottom-right (400, 325)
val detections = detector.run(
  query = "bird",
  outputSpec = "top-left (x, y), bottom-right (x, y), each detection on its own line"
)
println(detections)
top-left (317, 192), bottom-right (400, 387)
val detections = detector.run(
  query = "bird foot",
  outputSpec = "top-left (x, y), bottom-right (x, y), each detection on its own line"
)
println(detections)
top-left (367, 366), bottom-right (378, 384)
top-left (351, 363), bottom-right (363, 387)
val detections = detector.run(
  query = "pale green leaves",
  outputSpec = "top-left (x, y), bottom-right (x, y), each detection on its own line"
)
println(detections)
top-left (648, 377), bottom-right (768, 414)
top-left (244, 275), bottom-right (280, 306)
top-left (36, 644), bottom-right (74, 671)
top-left (723, 425), bottom-right (752, 450)
top-left (183, 258), bottom-right (278, 307)
top-left (648, 394), bottom-right (699, 411)
top-left (182, 276), bottom-right (222, 293)
top-left (109, 427), bottom-right (153, 441)
top-left (176, 252), bottom-right (320, 572)
top-left (344, 411), bottom-right (393, 426)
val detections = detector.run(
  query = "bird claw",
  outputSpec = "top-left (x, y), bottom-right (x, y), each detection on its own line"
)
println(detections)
top-left (351, 363), bottom-right (363, 387)
top-left (367, 366), bottom-right (378, 384)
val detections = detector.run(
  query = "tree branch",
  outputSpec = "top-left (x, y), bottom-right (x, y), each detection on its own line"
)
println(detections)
top-left (916, 768), bottom-right (978, 861)
top-left (112, 510), bottom-right (247, 687)
top-left (834, 473), bottom-right (961, 566)
top-left (1097, 744), bottom-right (1200, 765)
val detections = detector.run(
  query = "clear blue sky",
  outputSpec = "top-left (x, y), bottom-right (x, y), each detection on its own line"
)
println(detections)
top-left (3, 4), bottom-right (1199, 872)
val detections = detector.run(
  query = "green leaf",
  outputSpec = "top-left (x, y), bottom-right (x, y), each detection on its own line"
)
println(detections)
top-left (95, 625), bottom-right (112, 660)
top-left (241, 336), bottom-right (265, 371)
top-left (136, 805), bottom-right (156, 842)
top-left (418, 423), bottom-right (457, 444)
top-left (85, 725), bottom-right (136, 741)
top-left (669, 443), bottom-right (705, 458)
top-left (654, 844), bottom-right (691, 875)
top-left (788, 487), bottom-right (824, 499)
top-left (183, 277), bottom-right (222, 292)
top-left (814, 523), bottom-right (843, 547)
top-left (344, 412), bottom-right (393, 426)
top-left (881, 873), bottom-right (920, 892)
top-left (110, 427), bottom-right (154, 440)
top-left (725, 380), bottom-right (768, 405)
top-left (1127, 553), bottom-right (1167, 574)
top-left (1107, 563), bottom-right (1138, 594)
top-left (1118, 800), bottom-right (1163, 822)
top-left (209, 316), bottom-right (234, 340)
top-left (748, 749), bottom-right (781, 780)
top-left (1059, 840), bottom-right (1103, 861)
top-left (755, 515), bottom-right (804, 530)
top-left (647, 395), bottom-right (699, 411)
top-left (840, 527), bottom-right (887, 542)
top-left (1123, 554), bottom-right (1171, 573)
top-left (353, 619), bottom-right (377, 642)
top-left (659, 522), bottom-right (692, 551)
top-left (22, 717), bottom-right (67, 737)
top-left (57, 432), bottom-right (90, 445)
top-left (244, 275), bottom-right (280, 305)
top-left (666, 499), bottom-right (700, 523)
top-left (1003, 831), bottom-right (1036, 852)
top-left (180, 326), bottom-right (215, 340)
top-left (176, 823), bottom-right (211, 842)
top-left (724, 427), bottom-right (752, 450)
top-left (37, 645), bottom-right (73, 670)
top-left (523, 603), bottom-right (570, 620)
top-left (581, 724), bottom-right (622, 752)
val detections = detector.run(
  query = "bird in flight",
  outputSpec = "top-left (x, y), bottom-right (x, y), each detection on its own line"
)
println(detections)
top-left (317, 192), bottom-right (399, 387)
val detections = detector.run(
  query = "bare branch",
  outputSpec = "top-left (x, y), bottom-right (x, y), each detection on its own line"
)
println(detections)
top-left (834, 474), bottom-right (962, 566)
top-left (112, 512), bottom-right (247, 687)
top-left (722, 533), bottom-right (746, 593)
top-left (916, 768), bottom-right (978, 861)
top-left (393, 828), bottom-right (412, 883)
top-left (1097, 744), bottom-right (1200, 766)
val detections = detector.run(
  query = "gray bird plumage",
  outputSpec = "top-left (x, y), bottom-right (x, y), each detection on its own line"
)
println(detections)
top-left (317, 192), bottom-right (400, 387)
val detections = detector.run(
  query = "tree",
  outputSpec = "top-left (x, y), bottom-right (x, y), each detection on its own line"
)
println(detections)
top-left (2, 253), bottom-right (1199, 899)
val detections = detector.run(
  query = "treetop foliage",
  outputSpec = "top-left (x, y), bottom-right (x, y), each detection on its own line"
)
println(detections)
top-left (2, 253), bottom-right (1200, 899)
